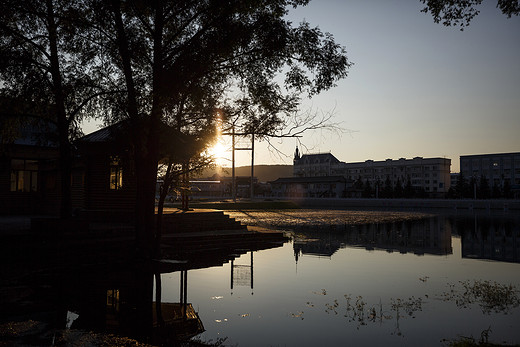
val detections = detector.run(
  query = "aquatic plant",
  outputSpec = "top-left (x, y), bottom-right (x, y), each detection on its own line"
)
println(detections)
top-left (441, 280), bottom-right (520, 314)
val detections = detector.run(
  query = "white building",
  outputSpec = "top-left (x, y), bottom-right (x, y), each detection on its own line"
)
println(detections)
top-left (293, 148), bottom-right (451, 197)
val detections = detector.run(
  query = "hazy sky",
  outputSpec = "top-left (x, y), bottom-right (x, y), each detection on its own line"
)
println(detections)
top-left (82, 1), bottom-right (520, 172)
top-left (241, 0), bottom-right (520, 172)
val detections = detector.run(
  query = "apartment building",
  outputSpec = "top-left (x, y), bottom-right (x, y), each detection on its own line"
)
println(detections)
top-left (460, 152), bottom-right (520, 193)
top-left (293, 149), bottom-right (451, 196)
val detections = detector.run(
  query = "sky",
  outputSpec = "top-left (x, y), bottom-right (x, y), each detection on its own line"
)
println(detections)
top-left (81, 1), bottom-right (520, 172)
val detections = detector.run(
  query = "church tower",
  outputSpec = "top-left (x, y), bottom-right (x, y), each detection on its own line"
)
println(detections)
top-left (294, 146), bottom-right (301, 161)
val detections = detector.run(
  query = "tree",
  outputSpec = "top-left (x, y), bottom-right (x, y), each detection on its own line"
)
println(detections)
top-left (87, 0), bottom-right (351, 258)
top-left (394, 178), bottom-right (404, 198)
top-left (455, 172), bottom-right (470, 198)
top-left (469, 176), bottom-right (478, 199)
top-left (478, 175), bottom-right (491, 199)
top-left (362, 179), bottom-right (373, 198)
top-left (503, 178), bottom-right (512, 198)
top-left (491, 180), bottom-right (501, 199)
top-left (0, 0), bottom-right (105, 218)
top-left (382, 176), bottom-right (393, 198)
top-left (354, 176), bottom-right (364, 190)
top-left (404, 175), bottom-right (414, 198)
top-left (421, 0), bottom-right (519, 30)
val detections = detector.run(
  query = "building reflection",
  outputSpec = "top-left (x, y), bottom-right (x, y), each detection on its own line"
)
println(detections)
top-left (51, 240), bottom-right (283, 345)
top-left (455, 215), bottom-right (520, 263)
top-left (231, 251), bottom-right (254, 295)
top-left (293, 214), bottom-right (520, 265)
top-left (293, 217), bottom-right (453, 262)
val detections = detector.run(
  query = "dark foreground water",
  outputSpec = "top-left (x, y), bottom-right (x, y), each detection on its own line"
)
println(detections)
top-left (2, 212), bottom-right (519, 346)
top-left (163, 213), bottom-right (520, 346)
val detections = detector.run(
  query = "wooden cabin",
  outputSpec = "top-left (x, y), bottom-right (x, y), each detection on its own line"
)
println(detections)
top-left (2, 116), bottom-right (189, 216)
top-left (0, 116), bottom-right (61, 214)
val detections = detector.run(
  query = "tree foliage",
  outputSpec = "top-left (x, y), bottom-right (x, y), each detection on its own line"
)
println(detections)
top-left (420, 0), bottom-right (520, 30)
top-left (2, 0), bottom-right (351, 256)
top-left (86, 0), bottom-right (351, 256)
top-left (0, 0), bottom-right (106, 217)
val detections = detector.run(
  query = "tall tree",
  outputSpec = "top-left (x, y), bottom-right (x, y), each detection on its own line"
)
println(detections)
top-left (89, 0), bottom-right (351, 257)
top-left (0, 0), bottom-right (104, 218)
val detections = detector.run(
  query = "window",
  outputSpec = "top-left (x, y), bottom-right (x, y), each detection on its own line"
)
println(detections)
top-left (110, 156), bottom-right (123, 190)
top-left (10, 159), bottom-right (38, 192)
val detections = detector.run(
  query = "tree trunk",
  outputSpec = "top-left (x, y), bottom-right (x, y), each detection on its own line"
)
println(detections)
top-left (46, 0), bottom-right (72, 218)
top-left (111, 0), bottom-right (157, 258)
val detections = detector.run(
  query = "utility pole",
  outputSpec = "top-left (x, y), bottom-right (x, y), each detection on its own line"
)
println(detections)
top-left (250, 132), bottom-right (254, 199)
top-left (224, 126), bottom-right (254, 203)
top-left (232, 125), bottom-right (236, 203)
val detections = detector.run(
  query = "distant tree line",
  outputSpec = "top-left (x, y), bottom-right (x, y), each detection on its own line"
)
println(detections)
top-left (352, 174), bottom-right (515, 199)
top-left (353, 176), bottom-right (428, 199)
top-left (446, 173), bottom-right (514, 200)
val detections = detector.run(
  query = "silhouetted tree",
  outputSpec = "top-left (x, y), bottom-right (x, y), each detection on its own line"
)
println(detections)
top-left (354, 176), bottom-right (364, 190)
top-left (492, 181), bottom-right (501, 199)
top-left (478, 175), bottom-right (491, 199)
top-left (404, 175), bottom-right (414, 198)
top-left (394, 178), bottom-right (404, 198)
top-left (455, 172), bottom-right (470, 199)
top-left (503, 179), bottom-right (513, 199)
top-left (469, 176), bottom-right (477, 199)
top-left (0, 0), bottom-right (103, 218)
top-left (421, 0), bottom-right (519, 30)
top-left (89, 0), bottom-right (351, 257)
top-left (362, 179), bottom-right (373, 198)
top-left (382, 176), bottom-right (393, 198)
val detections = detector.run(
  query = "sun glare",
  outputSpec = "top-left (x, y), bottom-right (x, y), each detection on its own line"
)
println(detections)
top-left (209, 141), bottom-right (227, 166)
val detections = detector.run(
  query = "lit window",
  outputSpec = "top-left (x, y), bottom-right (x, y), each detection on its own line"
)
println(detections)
top-left (10, 159), bottom-right (38, 192)
top-left (109, 156), bottom-right (123, 190)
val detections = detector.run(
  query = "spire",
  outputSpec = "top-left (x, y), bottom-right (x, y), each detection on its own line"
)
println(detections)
top-left (294, 145), bottom-right (300, 160)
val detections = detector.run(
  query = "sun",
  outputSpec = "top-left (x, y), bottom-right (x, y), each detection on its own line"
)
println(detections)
top-left (208, 141), bottom-right (228, 166)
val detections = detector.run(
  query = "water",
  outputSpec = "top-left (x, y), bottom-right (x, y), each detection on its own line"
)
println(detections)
top-left (2, 212), bottom-right (519, 346)
top-left (159, 214), bottom-right (520, 346)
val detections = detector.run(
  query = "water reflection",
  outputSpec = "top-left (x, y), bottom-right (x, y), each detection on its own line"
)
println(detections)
top-left (2, 236), bottom-right (284, 345)
top-left (62, 249), bottom-right (271, 344)
top-left (456, 215), bottom-right (520, 263)
top-left (294, 217), bottom-right (453, 262)
top-left (3, 213), bottom-right (520, 346)
top-left (292, 214), bottom-right (520, 264)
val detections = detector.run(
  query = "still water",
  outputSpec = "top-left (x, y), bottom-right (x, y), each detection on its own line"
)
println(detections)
top-left (159, 214), bottom-right (520, 346)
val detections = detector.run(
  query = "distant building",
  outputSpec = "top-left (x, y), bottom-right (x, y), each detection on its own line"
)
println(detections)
top-left (293, 149), bottom-right (451, 197)
top-left (460, 152), bottom-right (520, 198)
top-left (292, 150), bottom-right (340, 177)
